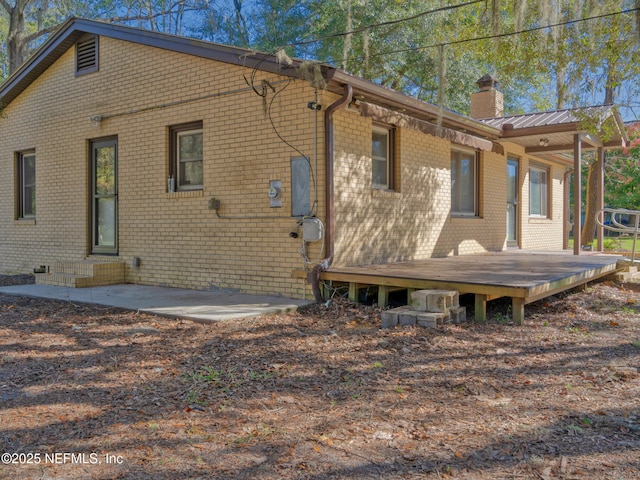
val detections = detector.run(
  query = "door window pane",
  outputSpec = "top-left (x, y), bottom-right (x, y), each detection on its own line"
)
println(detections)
top-left (96, 198), bottom-right (116, 247)
top-left (91, 138), bottom-right (118, 255)
top-left (507, 159), bottom-right (518, 243)
top-left (507, 203), bottom-right (517, 240)
top-left (95, 146), bottom-right (115, 195)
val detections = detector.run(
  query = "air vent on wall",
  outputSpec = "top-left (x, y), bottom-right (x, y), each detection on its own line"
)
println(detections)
top-left (76, 36), bottom-right (98, 75)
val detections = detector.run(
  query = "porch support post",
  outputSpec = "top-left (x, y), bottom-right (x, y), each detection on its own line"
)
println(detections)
top-left (563, 170), bottom-right (570, 249)
top-left (573, 133), bottom-right (582, 255)
top-left (596, 146), bottom-right (605, 252)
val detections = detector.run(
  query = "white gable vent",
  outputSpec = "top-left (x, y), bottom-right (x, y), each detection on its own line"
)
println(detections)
top-left (76, 36), bottom-right (98, 75)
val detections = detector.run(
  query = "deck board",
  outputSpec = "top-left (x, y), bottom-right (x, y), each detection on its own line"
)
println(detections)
top-left (315, 251), bottom-right (623, 324)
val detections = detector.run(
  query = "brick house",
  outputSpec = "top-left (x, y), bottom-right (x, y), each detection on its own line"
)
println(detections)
top-left (0, 18), bottom-right (627, 300)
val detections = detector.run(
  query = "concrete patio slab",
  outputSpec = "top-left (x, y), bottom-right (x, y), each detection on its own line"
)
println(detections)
top-left (0, 283), bottom-right (312, 322)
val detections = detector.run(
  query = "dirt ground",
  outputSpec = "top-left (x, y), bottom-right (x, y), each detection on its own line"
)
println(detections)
top-left (0, 275), bottom-right (639, 480)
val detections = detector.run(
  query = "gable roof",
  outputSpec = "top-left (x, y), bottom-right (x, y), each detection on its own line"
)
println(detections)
top-left (478, 105), bottom-right (628, 164)
top-left (0, 17), bottom-right (501, 141)
top-left (480, 105), bottom-right (618, 130)
top-left (0, 17), bottom-right (316, 107)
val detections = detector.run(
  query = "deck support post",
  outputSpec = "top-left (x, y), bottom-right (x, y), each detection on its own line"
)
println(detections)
top-left (377, 285), bottom-right (390, 308)
top-left (512, 297), bottom-right (525, 325)
top-left (349, 283), bottom-right (375, 303)
top-left (379, 286), bottom-right (414, 308)
top-left (349, 283), bottom-right (359, 303)
top-left (320, 281), bottom-right (329, 302)
top-left (474, 294), bottom-right (487, 322)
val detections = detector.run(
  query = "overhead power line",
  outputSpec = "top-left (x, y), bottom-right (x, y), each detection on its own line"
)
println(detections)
top-left (275, 3), bottom-right (638, 64)
top-left (280, 0), bottom-right (485, 49)
top-left (358, 7), bottom-right (640, 61)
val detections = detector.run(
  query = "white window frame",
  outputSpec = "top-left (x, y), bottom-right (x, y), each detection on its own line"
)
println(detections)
top-left (372, 124), bottom-right (393, 190)
top-left (17, 151), bottom-right (36, 219)
top-left (529, 164), bottom-right (549, 218)
top-left (451, 147), bottom-right (478, 216)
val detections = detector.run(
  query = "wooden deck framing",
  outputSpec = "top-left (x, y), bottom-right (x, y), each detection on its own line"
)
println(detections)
top-left (295, 252), bottom-right (623, 325)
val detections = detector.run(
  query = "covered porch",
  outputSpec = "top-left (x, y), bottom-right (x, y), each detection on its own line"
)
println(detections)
top-left (480, 105), bottom-right (629, 253)
top-left (312, 251), bottom-right (624, 325)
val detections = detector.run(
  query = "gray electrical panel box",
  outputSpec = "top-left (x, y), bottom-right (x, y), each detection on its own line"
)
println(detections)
top-left (291, 156), bottom-right (310, 217)
top-left (302, 218), bottom-right (323, 242)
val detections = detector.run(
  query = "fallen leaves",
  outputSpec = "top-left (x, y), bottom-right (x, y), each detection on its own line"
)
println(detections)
top-left (0, 279), bottom-right (639, 479)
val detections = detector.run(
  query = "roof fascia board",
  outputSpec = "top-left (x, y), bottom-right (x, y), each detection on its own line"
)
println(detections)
top-left (501, 123), bottom-right (583, 138)
top-left (610, 108), bottom-right (629, 147)
top-left (505, 121), bottom-right (625, 150)
top-left (603, 139), bottom-right (627, 149)
top-left (0, 18), bottom-right (311, 107)
top-left (71, 20), bottom-right (292, 73)
top-left (525, 140), bottom-right (602, 154)
top-left (0, 18), bottom-right (81, 104)
top-left (501, 108), bottom-right (628, 147)
top-left (328, 70), bottom-right (502, 140)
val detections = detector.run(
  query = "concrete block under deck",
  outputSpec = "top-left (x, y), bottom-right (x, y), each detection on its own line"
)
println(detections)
top-left (381, 306), bottom-right (453, 328)
top-left (410, 289), bottom-right (459, 313)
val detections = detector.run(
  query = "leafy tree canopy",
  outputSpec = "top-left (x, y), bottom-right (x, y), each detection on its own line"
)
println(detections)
top-left (0, 0), bottom-right (638, 121)
top-left (605, 122), bottom-right (640, 209)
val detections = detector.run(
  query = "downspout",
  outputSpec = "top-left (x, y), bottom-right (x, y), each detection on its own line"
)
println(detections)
top-left (309, 84), bottom-right (353, 302)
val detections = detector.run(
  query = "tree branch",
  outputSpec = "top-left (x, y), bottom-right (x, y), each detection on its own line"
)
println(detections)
top-left (22, 24), bottom-right (61, 44)
top-left (0, 0), bottom-right (12, 15)
top-left (103, 2), bottom-right (203, 24)
top-left (17, 0), bottom-right (31, 12)
top-left (103, 9), bottom-right (196, 24)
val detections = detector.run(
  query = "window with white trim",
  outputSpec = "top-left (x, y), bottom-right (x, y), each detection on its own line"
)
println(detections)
top-left (451, 147), bottom-right (478, 216)
top-left (169, 122), bottom-right (203, 191)
top-left (529, 164), bottom-right (549, 217)
top-left (372, 124), bottom-right (394, 189)
top-left (17, 151), bottom-right (36, 218)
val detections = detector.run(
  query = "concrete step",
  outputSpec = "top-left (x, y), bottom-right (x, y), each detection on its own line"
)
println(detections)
top-left (35, 260), bottom-right (124, 288)
top-left (35, 272), bottom-right (91, 287)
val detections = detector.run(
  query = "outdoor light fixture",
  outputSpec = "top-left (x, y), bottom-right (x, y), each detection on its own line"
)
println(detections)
top-left (539, 138), bottom-right (549, 147)
top-left (89, 115), bottom-right (103, 127)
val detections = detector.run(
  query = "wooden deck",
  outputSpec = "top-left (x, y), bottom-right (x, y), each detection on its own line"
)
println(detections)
top-left (307, 251), bottom-right (624, 324)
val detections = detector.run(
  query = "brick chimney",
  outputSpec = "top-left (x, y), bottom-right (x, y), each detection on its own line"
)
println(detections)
top-left (470, 74), bottom-right (503, 119)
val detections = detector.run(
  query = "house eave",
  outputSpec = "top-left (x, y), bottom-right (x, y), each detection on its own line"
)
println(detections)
top-left (482, 105), bottom-right (629, 155)
top-left (0, 17), bottom-right (325, 108)
top-left (327, 70), bottom-right (503, 140)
